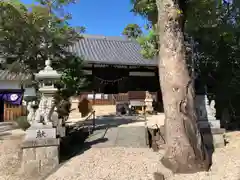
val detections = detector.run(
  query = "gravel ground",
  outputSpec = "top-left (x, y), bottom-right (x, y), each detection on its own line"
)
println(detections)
top-left (1, 129), bottom-right (240, 180)
top-left (47, 147), bottom-right (165, 180)
top-left (146, 113), bottom-right (165, 128)
top-left (46, 131), bottom-right (240, 180)
top-left (0, 131), bottom-right (24, 180)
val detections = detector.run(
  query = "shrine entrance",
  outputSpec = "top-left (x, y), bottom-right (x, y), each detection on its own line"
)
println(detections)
top-left (92, 66), bottom-right (128, 94)
top-left (0, 90), bottom-right (24, 121)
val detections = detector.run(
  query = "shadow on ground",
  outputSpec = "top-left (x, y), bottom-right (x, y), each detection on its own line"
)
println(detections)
top-left (60, 115), bottom-right (144, 162)
top-left (87, 115), bottom-right (145, 131)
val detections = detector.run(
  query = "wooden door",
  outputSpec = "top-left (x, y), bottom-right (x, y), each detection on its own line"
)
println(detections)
top-left (4, 102), bottom-right (26, 121)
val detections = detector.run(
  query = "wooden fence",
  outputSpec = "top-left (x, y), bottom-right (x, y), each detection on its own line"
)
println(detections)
top-left (80, 91), bottom-right (158, 106)
top-left (4, 103), bottom-right (27, 121)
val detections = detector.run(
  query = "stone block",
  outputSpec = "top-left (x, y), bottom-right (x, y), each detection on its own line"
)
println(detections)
top-left (202, 133), bottom-right (225, 149)
top-left (22, 148), bottom-right (36, 161)
top-left (36, 147), bottom-right (47, 160)
top-left (40, 157), bottom-right (59, 175)
top-left (21, 138), bottom-right (60, 148)
top-left (200, 128), bottom-right (225, 134)
top-left (213, 134), bottom-right (225, 148)
top-left (21, 138), bottom-right (60, 178)
top-left (25, 128), bottom-right (56, 140)
top-left (21, 160), bottom-right (40, 177)
top-left (41, 157), bottom-right (59, 169)
top-left (198, 120), bottom-right (221, 129)
top-left (46, 146), bottom-right (59, 159)
top-left (155, 125), bottom-right (225, 150)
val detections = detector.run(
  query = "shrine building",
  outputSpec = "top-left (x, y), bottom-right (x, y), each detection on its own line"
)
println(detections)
top-left (69, 35), bottom-right (160, 95)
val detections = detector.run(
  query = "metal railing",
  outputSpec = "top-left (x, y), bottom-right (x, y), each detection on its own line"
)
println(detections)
top-left (70, 110), bottom-right (96, 134)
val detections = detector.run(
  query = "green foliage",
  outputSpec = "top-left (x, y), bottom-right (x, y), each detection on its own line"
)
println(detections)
top-left (0, 0), bottom-right (87, 101)
top-left (0, 0), bottom-right (85, 74)
top-left (122, 23), bottom-right (143, 39)
top-left (130, 0), bottom-right (157, 25)
top-left (53, 91), bottom-right (71, 119)
top-left (128, 0), bottom-right (159, 59)
top-left (14, 116), bottom-right (30, 131)
top-left (137, 29), bottom-right (158, 58)
top-left (130, 0), bottom-right (240, 122)
top-left (57, 55), bottom-right (88, 97)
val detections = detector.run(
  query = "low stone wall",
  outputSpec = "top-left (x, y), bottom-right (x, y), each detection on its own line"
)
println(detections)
top-left (20, 138), bottom-right (59, 179)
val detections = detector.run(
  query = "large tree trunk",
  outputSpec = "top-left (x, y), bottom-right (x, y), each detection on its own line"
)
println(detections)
top-left (156, 0), bottom-right (210, 173)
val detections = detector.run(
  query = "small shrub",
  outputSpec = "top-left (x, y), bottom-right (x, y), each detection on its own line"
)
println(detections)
top-left (14, 116), bottom-right (30, 130)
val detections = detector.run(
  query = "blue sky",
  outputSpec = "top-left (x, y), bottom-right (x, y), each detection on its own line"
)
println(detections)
top-left (20, 0), bottom-right (147, 36)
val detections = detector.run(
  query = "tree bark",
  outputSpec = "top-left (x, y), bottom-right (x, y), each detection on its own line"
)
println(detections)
top-left (156, 0), bottom-right (210, 173)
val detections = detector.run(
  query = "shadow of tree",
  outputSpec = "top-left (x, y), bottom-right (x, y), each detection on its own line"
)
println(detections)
top-left (60, 115), bottom-right (144, 163)
top-left (59, 131), bottom-right (108, 163)
top-left (93, 116), bottom-right (146, 130)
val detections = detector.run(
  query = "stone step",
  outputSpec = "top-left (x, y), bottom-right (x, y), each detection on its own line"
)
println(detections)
top-left (0, 126), bottom-right (15, 133)
top-left (0, 121), bottom-right (16, 127)
top-left (0, 122), bottom-right (17, 133)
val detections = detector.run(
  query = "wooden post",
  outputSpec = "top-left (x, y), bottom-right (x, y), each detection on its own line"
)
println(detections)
top-left (93, 91), bottom-right (96, 106)
top-left (92, 110), bottom-right (95, 133)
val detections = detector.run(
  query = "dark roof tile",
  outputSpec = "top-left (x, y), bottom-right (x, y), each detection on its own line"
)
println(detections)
top-left (0, 70), bottom-right (31, 81)
top-left (69, 35), bottom-right (157, 66)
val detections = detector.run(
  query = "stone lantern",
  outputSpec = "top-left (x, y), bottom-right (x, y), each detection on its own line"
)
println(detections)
top-left (32, 59), bottom-right (61, 127)
top-left (25, 58), bottom-right (62, 136)
top-left (35, 59), bottom-right (61, 95)
top-left (21, 59), bottom-right (61, 177)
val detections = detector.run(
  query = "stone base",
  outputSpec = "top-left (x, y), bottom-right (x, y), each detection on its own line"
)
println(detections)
top-left (203, 133), bottom-right (225, 149)
top-left (25, 126), bottom-right (56, 140)
top-left (200, 128), bottom-right (226, 149)
top-left (198, 119), bottom-right (221, 129)
top-left (20, 138), bottom-right (60, 178)
top-left (149, 125), bottom-right (225, 151)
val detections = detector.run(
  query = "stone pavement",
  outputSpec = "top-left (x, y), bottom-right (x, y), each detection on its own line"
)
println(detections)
top-left (85, 115), bottom-right (147, 148)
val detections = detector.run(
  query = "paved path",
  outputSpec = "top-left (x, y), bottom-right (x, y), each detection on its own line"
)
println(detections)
top-left (85, 115), bottom-right (147, 148)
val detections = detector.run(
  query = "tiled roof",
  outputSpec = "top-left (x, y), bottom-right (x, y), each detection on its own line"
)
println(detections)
top-left (68, 35), bottom-right (158, 67)
top-left (0, 70), bottom-right (31, 81)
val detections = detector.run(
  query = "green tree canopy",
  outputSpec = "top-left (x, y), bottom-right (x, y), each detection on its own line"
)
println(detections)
top-left (130, 0), bottom-right (240, 124)
top-left (122, 23), bottom-right (143, 39)
top-left (0, 0), bottom-right (87, 97)
top-left (0, 0), bottom-right (84, 73)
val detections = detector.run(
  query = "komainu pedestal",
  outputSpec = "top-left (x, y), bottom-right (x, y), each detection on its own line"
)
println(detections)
top-left (195, 95), bottom-right (225, 149)
top-left (21, 137), bottom-right (59, 178)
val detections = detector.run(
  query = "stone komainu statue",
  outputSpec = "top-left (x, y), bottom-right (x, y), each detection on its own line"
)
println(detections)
top-left (27, 101), bottom-right (36, 124)
top-left (34, 96), bottom-right (55, 125)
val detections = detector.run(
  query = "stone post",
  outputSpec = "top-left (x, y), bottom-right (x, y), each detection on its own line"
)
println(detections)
top-left (20, 59), bottom-right (62, 178)
top-left (195, 94), bottom-right (225, 149)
